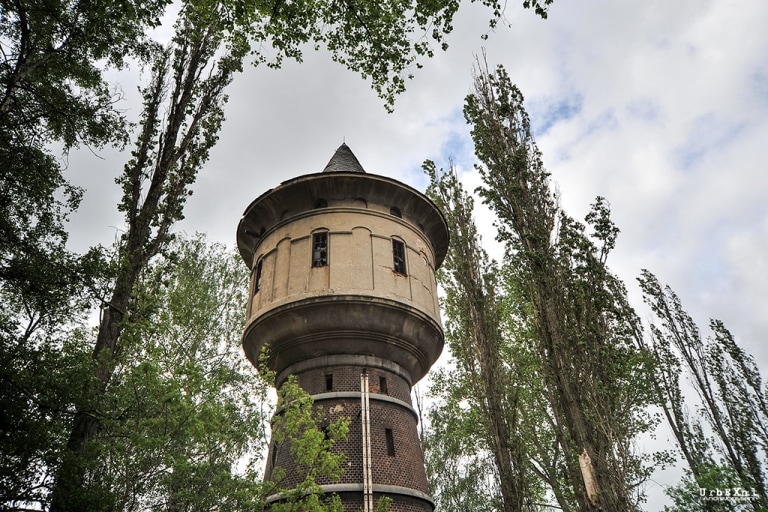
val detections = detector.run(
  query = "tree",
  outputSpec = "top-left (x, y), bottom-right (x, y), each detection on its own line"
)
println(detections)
top-left (0, 0), bottom-right (169, 335)
top-left (456, 59), bottom-right (659, 511)
top-left (424, 162), bottom-right (548, 512)
top-left (79, 235), bottom-right (268, 511)
top-left (48, 3), bottom-right (251, 506)
top-left (638, 271), bottom-right (768, 511)
top-left (264, 375), bottom-right (349, 512)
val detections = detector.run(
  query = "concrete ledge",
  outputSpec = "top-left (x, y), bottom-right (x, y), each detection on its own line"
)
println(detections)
top-left (273, 391), bottom-right (418, 420)
top-left (265, 483), bottom-right (435, 507)
top-left (277, 354), bottom-right (412, 387)
top-left (311, 391), bottom-right (418, 419)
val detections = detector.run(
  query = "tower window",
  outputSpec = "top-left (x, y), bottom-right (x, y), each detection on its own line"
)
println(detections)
top-left (325, 373), bottom-right (333, 391)
top-left (379, 376), bottom-right (388, 395)
top-left (254, 258), bottom-right (263, 293)
top-left (312, 232), bottom-right (328, 267)
top-left (392, 239), bottom-right (407, 276)
top-left (390, 206), bottom-right (402, 218)
top-left (385, 428), bottom-right (395, 456)
top-left (315, 198), bottom-right (328, 208)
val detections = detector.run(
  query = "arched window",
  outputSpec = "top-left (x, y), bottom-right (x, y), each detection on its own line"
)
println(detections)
top-left (312, 231), bottom-right (328, 267)
top-left (392, 238), bottom-right (407, 276)
top-left (254, 258), bottom-right (263, 293)
top-left (390, 206), bottom-right (402, 218)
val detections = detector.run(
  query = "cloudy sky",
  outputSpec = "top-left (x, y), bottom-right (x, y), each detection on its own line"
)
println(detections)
top-left (65, 0), bottom-right (767, 505)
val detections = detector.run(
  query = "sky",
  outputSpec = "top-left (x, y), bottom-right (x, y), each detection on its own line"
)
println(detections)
top-left (64, 0), bottom-right (768, 506)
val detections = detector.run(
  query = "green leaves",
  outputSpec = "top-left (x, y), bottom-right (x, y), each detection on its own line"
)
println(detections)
top-left (245, 0), bottom-right (552, 110)
top-left (90, 235), bottom-right (269, 510)
top-left (425, 61), bottom-right (659, 511)
top-left (639, 270), bottom-right (768, 510)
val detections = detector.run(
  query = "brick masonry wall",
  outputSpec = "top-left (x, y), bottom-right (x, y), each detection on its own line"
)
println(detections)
top-left (264, 365), bottom-right (433, 510)
top-left (296, 365), bottom-right (412, 404)
top-left (337, 493), bottom-right (433, 512)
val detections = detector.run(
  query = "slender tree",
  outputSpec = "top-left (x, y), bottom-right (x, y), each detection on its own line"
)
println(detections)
top-left (639, 271), bottom-right (768, 511)
top-left (425, 161), bottom-right (548, 511)
top-left (48, 3), bottom-right (253, 506)
top-left (462, 59), bottom-right (658, 511)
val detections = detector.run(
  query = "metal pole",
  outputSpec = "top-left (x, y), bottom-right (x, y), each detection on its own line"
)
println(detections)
top-left (361, 370), bottom-right (374, 512)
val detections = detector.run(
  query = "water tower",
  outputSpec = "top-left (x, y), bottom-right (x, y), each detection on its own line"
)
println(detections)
top-left (237, 144), bottom-right (449, 511)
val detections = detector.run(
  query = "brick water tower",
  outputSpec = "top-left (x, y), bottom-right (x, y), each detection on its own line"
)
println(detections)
top-left (237, 144), bottom-right (449, 511)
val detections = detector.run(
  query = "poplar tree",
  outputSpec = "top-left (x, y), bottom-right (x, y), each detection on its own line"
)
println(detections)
top-left (428, 60), bottom-right (659, 511)
top-left (639, 271), bottom-right (768, 511)
top-left (425, 162), bottom-right (546, 512)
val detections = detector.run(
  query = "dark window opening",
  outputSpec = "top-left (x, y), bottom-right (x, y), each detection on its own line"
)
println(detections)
top-left (392, 239), bottom-right (407, 276)
top-left (315, 198), bottom-right (328, 208)
top-left (390, 206), bottom-right (402, 218)
top-left (325, 374), bottom-right (333, 391)
top-left (271, 445), bottom-right (277, 467)
top-left (385, 428), bottom-right (395, 456)
top-left (255, 259), bottom-right (263, 293)
top-left (379, 376), bottom-right (388, 395)
top-left (313, 232), bottom-right (328, 267)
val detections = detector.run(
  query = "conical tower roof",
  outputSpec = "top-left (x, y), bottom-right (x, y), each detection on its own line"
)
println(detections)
top-left (322, 143), bottom-right (366, 173)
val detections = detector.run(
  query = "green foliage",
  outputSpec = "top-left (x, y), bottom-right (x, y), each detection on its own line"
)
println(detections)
top-left (240, 0), bottom-right (554, 110)
top-left (83, 235), bottom-right (268, 510)
top-left (639, 271), bottom-right (768, 511)
top-left (0, 0), bottom-right (169, 149)
top-left (260, 363), bottom-right (351, 512)
top-left (424, 60), bottom-right (661, 511)
top-left (271, 376), bottom-right (350, 485)
top-left (375, 496), bottom-right (393, 511)
top-left (1, 231), bottom-right (360, 510)
top-left (0, 325), bottom-right (95, 510)
top-left (0, 235), bottom-right (269, 510)
top-left (424, 367), bottom-right (515, 511)
top-left (0, 0), bottom-right (168, 339)
top-left (424, 161), bottom-right (548, 512)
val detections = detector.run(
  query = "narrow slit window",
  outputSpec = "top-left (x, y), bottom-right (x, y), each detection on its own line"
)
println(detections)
top-left (325, 374), bottom-right (333, 391)
top-left (379, 376), bottom-right (388, 395)
top-left (385, 428), bottom-right (395, 456)
top-left (312, 232), bottom-right (328, 267)
top-left (254, 259), bottom-right (263, 293)
top-left (392, 239), bottom-right (407, 276)
top-left (271, 444), bottom-right (277, 467)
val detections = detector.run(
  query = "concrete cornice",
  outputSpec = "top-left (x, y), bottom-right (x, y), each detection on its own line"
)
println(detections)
top-left (311, 392), bottom-right (418, 419)
top-left (237, 171), bottom-right (449, 269)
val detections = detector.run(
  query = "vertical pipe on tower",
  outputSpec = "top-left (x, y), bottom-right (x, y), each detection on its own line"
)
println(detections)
top-left (361, 370), bottom-right (374, 512)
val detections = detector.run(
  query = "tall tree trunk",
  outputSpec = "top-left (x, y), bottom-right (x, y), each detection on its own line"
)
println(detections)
top-left (49, 10), bottom-right (239, 509)
top-left (426, 163), bottom-right (538, 511)
top-left (464, 59), bottom-right (652, 511)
